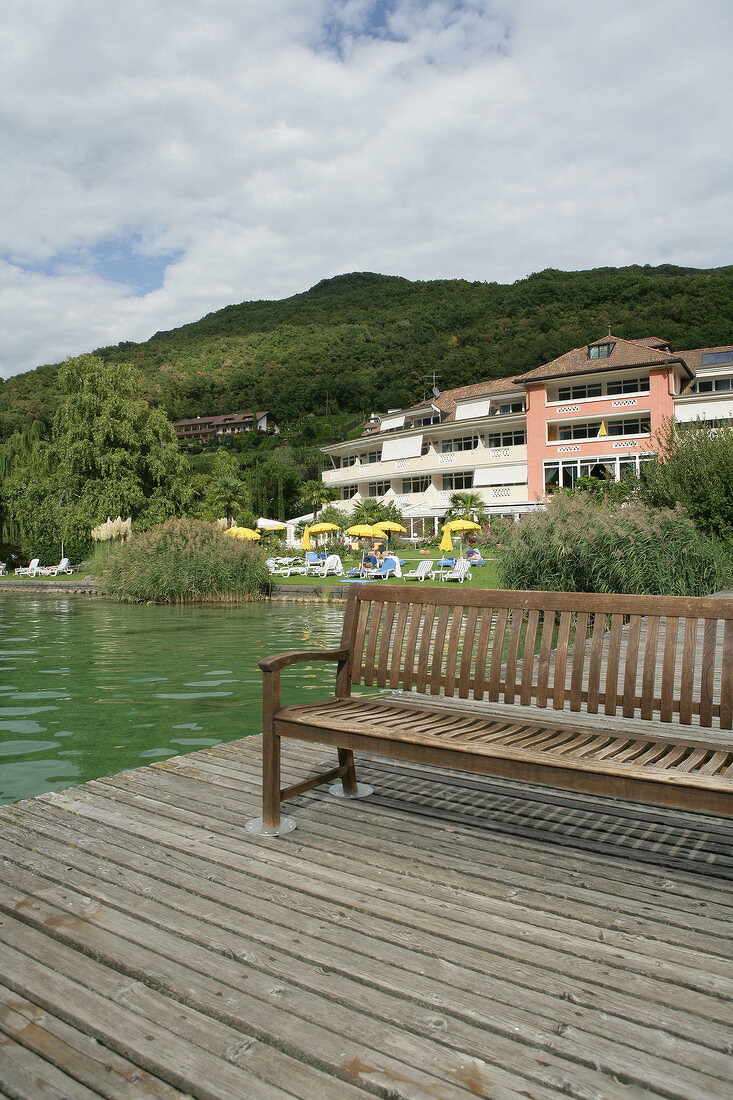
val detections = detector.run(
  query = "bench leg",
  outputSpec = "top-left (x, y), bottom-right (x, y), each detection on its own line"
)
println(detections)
top-left (329, 748), bottom-right (374, 800)
top-left (245, 730), bottom-right (296, 837)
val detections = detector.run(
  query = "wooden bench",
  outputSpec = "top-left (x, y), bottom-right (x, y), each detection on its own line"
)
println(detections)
top-left (246, 586), bottom-right (733, 835)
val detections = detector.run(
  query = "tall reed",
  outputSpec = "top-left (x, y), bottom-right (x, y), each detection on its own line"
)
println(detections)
top-left (99, 517), bottom-right (270, 603)
top-left (497, 494), bottom-right (732, 596)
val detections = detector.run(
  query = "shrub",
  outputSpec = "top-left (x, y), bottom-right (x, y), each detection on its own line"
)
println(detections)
top-left (497, 493), bottom-right (733, 597)
top-left (98, 517), bottom-right (270, 603)
top-left (640, 418), bottom-right (733, 542)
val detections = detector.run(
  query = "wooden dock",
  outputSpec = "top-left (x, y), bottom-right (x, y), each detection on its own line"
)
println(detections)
top-left (1, 735), bottom-right (732, 1098)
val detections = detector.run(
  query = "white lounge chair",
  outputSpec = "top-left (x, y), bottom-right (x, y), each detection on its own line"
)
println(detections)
top-left (15, 558), bottom-right (40, 576)
top-left (403, 560), bottom-right (434, 582)
top-left (41, 557), bottom-right (72, 576)
top-left (440, 559), bottom-right (472, 583)
top-left (313, 554), bottom-right (344, 578)
top-left (266, 558), bottom-right (295, 577)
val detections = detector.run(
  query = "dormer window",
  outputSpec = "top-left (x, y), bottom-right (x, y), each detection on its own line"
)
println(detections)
top-left (589, 342), bottom-right (615, 359)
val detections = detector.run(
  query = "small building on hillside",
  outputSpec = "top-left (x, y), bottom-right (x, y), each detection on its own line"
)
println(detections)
top-left (173, 410), bottom-right (278, 445)
top-left (320, 334), bottom-right (733, 535)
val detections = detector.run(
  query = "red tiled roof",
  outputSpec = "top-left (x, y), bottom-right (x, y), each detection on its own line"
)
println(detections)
top-left (360, 378), bottom-right (521, 435)
top-left (675, 345), bottom-right (733, 371)
top-left (514, 335), bottom-right (691, 384)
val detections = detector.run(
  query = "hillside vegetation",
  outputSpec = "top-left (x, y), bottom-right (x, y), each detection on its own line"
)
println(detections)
top-left (2, 264), bottom-right (733, 442)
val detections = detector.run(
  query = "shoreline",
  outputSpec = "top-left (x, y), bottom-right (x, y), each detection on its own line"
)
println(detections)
top-left (0, 576), bottom-right (349, 601)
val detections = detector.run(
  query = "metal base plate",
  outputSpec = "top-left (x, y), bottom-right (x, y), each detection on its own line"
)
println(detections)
top-left (328, 781), bottom-right (375, 799)
top-left (245, 815), bottom-right (297, 836)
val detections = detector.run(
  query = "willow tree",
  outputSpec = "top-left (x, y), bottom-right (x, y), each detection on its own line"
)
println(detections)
top-left (4, 354), bottom-right (190, 561)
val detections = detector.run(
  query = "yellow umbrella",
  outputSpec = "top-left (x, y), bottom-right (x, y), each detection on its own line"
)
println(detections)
top-left (301, 526), bottom-right (312, 550)
top-left (439, 526), bottom-right (454, 553)
top-left (308, 522), bottom-right (341, 535)
top-left (374, 521), bottom-right (407, 534)
top-left (445, 518), bottom-right (481, 557)
top-left (345, 524), bottom-right (385, 568)
top-left (344, 524), bottom-right (385, 538)
top-left (374, 520), bottom-right (407, 548)
top-left (446, 519), bottom-right (481, 534)
top-left (224, 526), bottom-right (261, 540)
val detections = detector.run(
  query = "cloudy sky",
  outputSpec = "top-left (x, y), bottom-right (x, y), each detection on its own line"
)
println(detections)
top-left (2, 0), bottom-right (732, 379)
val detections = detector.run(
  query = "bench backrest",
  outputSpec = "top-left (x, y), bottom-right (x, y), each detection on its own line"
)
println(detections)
top-left (340, 585), bottom-right (733, 729)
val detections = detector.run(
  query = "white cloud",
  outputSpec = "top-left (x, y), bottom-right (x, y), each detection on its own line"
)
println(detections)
top-left (1, 0), bottom-right (732, 377)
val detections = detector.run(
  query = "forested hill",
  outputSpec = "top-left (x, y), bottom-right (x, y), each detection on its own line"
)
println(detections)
top-left (2, 264), bottom-right (733, 441)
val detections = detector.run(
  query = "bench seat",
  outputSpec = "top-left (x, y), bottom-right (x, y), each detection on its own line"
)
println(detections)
top-left (248, 585), bottom-right (733, 835)
top-left (275, 696), bottom-right (733, 816)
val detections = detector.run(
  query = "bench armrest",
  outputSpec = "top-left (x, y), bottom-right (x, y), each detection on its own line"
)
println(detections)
top-left (258, 645), bottom-right (350, 673)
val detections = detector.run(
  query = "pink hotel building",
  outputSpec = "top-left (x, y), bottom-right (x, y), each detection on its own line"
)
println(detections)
top-left (321, 333), bottom-right (733, 535)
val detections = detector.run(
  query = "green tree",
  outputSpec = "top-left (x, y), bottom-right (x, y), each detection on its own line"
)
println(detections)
top-left (300, 479), bottom-right (338, 520)
top-left (3, 354), bottom-right (190, 561)
top-left (200, 450), bottom-right (251, 527)
top-left (639, 419), bottom-right (733, 542)
top-left (349, 497), bottom-right (404, 527)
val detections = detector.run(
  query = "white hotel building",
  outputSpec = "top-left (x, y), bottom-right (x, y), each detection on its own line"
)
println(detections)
top-left (320, 336), bottom-right (733, 537)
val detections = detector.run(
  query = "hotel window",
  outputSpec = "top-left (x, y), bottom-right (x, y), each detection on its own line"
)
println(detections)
top-left (411, 414), bottom-right (441, 427)
top-left (359, 449), bottom-right (382, 464)
top-left (342, 454), bottom-right (358, 467)
top-left (367, 480), bottom-right (391, 497)
top-left (544, 455), bottom-right (651, 494)
top-left (341, 485), bottom-right (358, 500)
top-left (442, 472), bottom-right (474, 490)
top-left (495, 399), bottom-right (525, 415)
top-left (554, 416), bottom-right (650, 441)
top-left (689, 376), bottom-right (733, 393)
top-left (589, 342), bottom-right (614, 359)
top-left (607, 417), bottom-right (651, 436)
top-left (402, 476), bottom-right (430, 494)
top-left (606, 376), bottom-right (650, 395)
top-left (487, 429), bottom-right (526, 447)
top-left (441, 435), bottom-right (479, 453)
top-left (557, 383), bottom-right (603, 401)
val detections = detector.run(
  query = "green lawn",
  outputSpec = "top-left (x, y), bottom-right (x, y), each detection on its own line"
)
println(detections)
top-left (270, 556), bottom-right (501, 590)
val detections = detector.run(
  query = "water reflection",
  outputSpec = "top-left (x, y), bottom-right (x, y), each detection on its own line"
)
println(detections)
top-left (0, 594), bottom-right (347, 804)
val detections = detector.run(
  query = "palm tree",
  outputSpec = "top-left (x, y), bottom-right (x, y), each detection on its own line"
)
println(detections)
top-left (350, 498), bottom-right (384, 526)
top-left (206, 451), bottom-right (250, 527)
top-left (300, 480), bottom-right (338, 521)
top-left (444, 491), bottom-right (488, 525)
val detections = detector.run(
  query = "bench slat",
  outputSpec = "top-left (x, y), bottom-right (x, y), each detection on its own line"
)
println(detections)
top-left (472, 604), bottom-right (494, 702)
top-left (552, 611), bottom-right (572, 711)
top-left (536, 612), bottom-right (554, 708)
top-left (415, 603), bottom-right (435, 694)
top-left (622, 615), bottom-right (642, 719)
top-left (443, 605), bottom-right (464, 698)
top-left (504, 609), bottom-right (524, 705)
top-left (459, 605), bottom-right (479, 699)
top-left (604, 614), bottom-right (623, 716)
top-left (722, 619), bottom-right (733, 730)
top-left (640, 615), bottom-right (660, 721)
top-left (520, 608), bottom-right (540, 706)
top-left (700, 618), bottom-right (718, 728)
top-left (389, 603), bottom-right (410, 690)
top-left (488, 607), bottom-right (509, 702)
top-left (680, 617), bottom-right (698, 725)
top-left (568, 610), bottom-right (589, 712)
top-left (402, 602), bottom-right (423, 692)
top-left (363, 600), bottom-right (383, 686)
top-left (376, 602), bottom-right (397, 688)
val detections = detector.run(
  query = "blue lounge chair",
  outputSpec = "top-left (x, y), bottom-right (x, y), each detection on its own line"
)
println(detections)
top-left (368, 556), bottom-right (398, 580)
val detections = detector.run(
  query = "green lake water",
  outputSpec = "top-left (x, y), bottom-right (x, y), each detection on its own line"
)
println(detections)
top-left (0, 594), bottom-right (348, 805)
